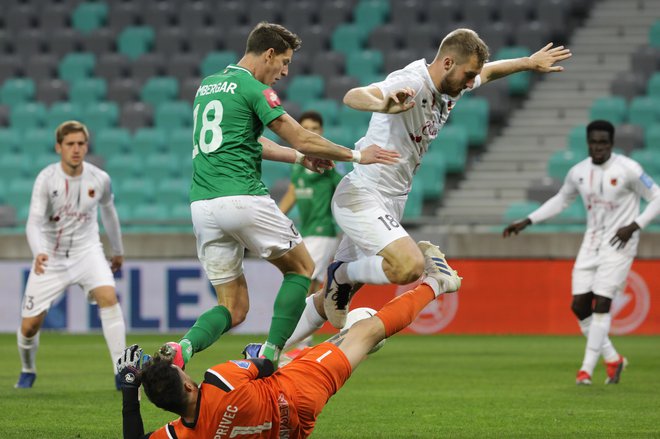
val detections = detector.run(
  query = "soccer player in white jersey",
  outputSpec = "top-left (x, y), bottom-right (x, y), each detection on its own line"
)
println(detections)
top-left (278, 29), bottom-right (572, 348)
top-left (503, 120), bottom-right (660, 385)
top-left (15, 120), bottom-right (126, 390)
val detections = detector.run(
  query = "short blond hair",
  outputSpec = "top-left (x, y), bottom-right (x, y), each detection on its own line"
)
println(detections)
top-left (438, 28), bottom-right (490, 66)
top-left (55, 120), bottom-right (90, 144)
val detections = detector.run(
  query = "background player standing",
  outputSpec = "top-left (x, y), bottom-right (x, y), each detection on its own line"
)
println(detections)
top-left (15, 120), bottom-right (126, 389)
top-left (503, 120), bottom-right (660, 385)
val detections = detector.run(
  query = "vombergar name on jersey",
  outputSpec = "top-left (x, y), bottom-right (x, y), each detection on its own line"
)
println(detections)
top-left (197, 81), bottom-right (238, 96)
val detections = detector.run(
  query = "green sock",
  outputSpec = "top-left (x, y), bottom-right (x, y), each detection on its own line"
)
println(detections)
top-left (264, 273), bottom-right (311, 359)
top-left (180, 305), bottom-right (232, 359)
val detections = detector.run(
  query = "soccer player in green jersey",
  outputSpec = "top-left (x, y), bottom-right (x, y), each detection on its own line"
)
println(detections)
top-left (279, 111), bottom-right (343, 355)
top-left (167, 22), bottom-right (400, 367)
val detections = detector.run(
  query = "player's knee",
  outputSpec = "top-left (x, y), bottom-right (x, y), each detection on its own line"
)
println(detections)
top-left (21, 322), bottom-right (40, 338)
top-left (571, 296), bottom-right (592, 320)
top-left (229, 308), bottom-right (248, 327)
top-left (593, 295), bottom-right (612, 314)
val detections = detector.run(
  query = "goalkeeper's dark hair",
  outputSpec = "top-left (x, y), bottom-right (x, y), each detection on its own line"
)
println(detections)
top-left (586, 120), bottom-right (615, 142)
top-left (246, 22), bottom-right (301, 55)
top-left (141, 356), bottom-right (188, 415)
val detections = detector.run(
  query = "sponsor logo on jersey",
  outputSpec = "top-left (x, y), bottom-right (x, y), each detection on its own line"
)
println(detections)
top-left (611, 270), bottom-right (650, 334)
top-left (610, 178), bottom-right (617, 186)
top-left (394, 280), bottom-right (459, 333)
top-left (262, 88), bottom-right (281, 108)
top-left (51, 190), bottom-right (58, 198)
top-left (88, 188), bottom-right (95, 198)
top-left (230, 360), bottom-right (251, 369)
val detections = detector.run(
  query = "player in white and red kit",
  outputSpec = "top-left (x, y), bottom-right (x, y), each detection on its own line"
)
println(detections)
top-left (15, 120), bottom-right (126, 389)
top-left (503, 120), bottom-right (660, 385)
top-left (281, 29), bottom-right (571, 349)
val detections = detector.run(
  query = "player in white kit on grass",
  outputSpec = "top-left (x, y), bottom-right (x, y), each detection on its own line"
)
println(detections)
top-left (503, 120), bottom-right (660, 385)
top-left (279, 29), bottom-right (572, 353)
top-left (15, 120), bottom-right (126, 390)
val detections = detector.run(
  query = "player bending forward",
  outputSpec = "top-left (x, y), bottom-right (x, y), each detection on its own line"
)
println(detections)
top-left (117, 243), bottom-right (461, 438)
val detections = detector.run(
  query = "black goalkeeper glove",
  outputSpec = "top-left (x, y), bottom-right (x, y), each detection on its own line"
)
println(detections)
top-left (116, 344), bottom-right (151, 389)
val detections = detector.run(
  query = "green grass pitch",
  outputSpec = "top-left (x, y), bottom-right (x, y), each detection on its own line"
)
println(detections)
top-left (1, 333), bottom-right (659, 438)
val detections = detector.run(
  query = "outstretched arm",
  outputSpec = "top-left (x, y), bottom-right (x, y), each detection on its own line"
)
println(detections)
top-left (343, 85), bottom-right (416, 114)
top-left (118, 345), bottom-right (153, 439)
top-left (480, 43), bottom-right (572, 85)
top-left (260, 136), bottom-right (334, 174)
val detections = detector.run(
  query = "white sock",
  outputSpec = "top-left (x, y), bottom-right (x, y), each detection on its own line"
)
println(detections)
top-left (17, 329), bottom-right (39, 373)
top-left (99, 303), bottom-right (126, 374)
top-left (422, 277), bottom-right (441, 297)
top-left (578, 315), bottom-right (619, 363)
top-left (580, 313), bottom-right (611, 375)
top-left (343, 256), bottom-right (390, 285)
top-left (284, 295), bottom-right (325, 350)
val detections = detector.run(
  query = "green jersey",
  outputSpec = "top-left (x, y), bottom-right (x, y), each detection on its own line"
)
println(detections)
top-left (190, 64), bottom-right (286, 202)
top-left (291, 164), bottom-right (343, 237)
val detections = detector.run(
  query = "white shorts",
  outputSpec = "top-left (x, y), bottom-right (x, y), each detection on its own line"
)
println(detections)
top-left (303, 236), bottom-right (339, 282)
top-left (22, 244), bottom-right (115, 318)
top-left (332, 178), bottom-right (409, 263)
top-left (191, 195), bottom-right (303, 285)
top-left (572, 246), bottom-right (634, 299)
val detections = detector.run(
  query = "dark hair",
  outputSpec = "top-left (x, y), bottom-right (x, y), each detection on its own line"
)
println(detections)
top-left (438, 28), bottom-right (490, 66)
top-left (299, 110), bottom-right (323, 127)
top-left (586, 120), bottom-right (615, 142)
top-left (246, 22), bottom-right (302, 55)
top-left (141, 356), bottom-right (188, 415)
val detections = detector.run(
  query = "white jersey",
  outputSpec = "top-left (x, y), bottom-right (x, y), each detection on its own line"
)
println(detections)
top-left (529, 153), bottom-right (660, 255)
top-left (26, 161), bottom-right (124, 259)
top-left (348, 59), bottom-right (481, 196)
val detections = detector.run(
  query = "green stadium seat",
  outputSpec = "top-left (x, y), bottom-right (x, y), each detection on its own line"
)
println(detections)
top-left (645, 124), bottom-right (660, 151)
top-left (650, 19), bottom-right (660, 48)
top-left (323, 126), bottom-right (358, 148)
top-left (346, 50), bottom-right (384, 81)
top-left (631, 149), bottom-right (660, 175)
top-left (10, 102), bottom-right (47, 130)
top-left (302, 99), bottom-right (339, 126)
top-left (358, 74), bottom-right (386, 86)
top-left (450, 98), bottom-right (489, 146)
top-left (105, 155), bottom-right (144, 180)
top-left (140, 77), bottom-right (179, 107)
top-left (416, 155), bottom-right (446, 200)
top-left (200, 51), bottom-right (238, 78)
top-left (69, 78), bottom-right (107, 105)
top-left (0, 128), bottom-right (22, 152)
top-left (428, 125), bottom-right (469, 173)
top-left (92, 128), bottom-right (132, 157)
top-left (567, 125), bottom-right (587, 153)
top-left (23, 129), bottom-right (53, 156)
top-left (331, 24), bottom-right (369, 57)
top-left (58, 53), bottom-right (95, 83)
top-left (83, 101), bottom-right (119, 133)
top-left (6, 178), bottom-right (35, 209)
top-left (133, 127), bottom-right (167, 153)
top-left (71, 2), bottom-right (108, 34)
top-left (555, 199), bottom-right (586, 223)
top-left (154, 101), bottom-right (192, 129)
top-left (157, 178), bottom-right (190, 206)
top-left (589, 96), bottom-right (627, 124)
top-left (503, 200), bottom-right (541, 223)
top-left (1, 78), bottom-right (35, 105)
top-left (17, 204), bottom-right (30, 223)
top-left (628, 96), bottom-right (660, 130)
top-left (403, 180), bottom-right (423, 219)
top-left (132, 203), bottom-right (168, 221)
top-left (548, 149), bottom-right (583, 179)
top-left (647, 72), bottom-right (660, 97)
top-left (115, 178), bottom-right (155, 206)
top-left (495, 47), bottom-right (532, 96)
top-left (168, 129), bottom-right (193, 155)
top-left (337, 106), bottom-right (371, 134)
top-left (47, 102), bottom-right (84, 130)
top-left (0, 153), bottom-right (30, 182)
top-left (170, 203), bottom-right (192, 231)
top-left (354, 0), bottom-right (389, 32)
top-left (117, 26), bottom-right (155, 60)
top-left (144, 153), bottom-right (182, 180)
top-left (114, 203), bottom-right (133, 223)
top-left (31, 153), bottom-right (59, 174)
top-left (285, 75), bottom-right (324, 106)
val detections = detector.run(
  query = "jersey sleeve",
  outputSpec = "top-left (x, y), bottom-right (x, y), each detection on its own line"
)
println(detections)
top-left (26, 170), bottom-right (50, 256)
top-left (204, 359), bottom-right (268, 391)
top-left (244, 80), bottom-right (286, 127)
top-left (372, 69), bottom-right (425, 98)
top-left (627, 161), bottom-right (660, 228)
